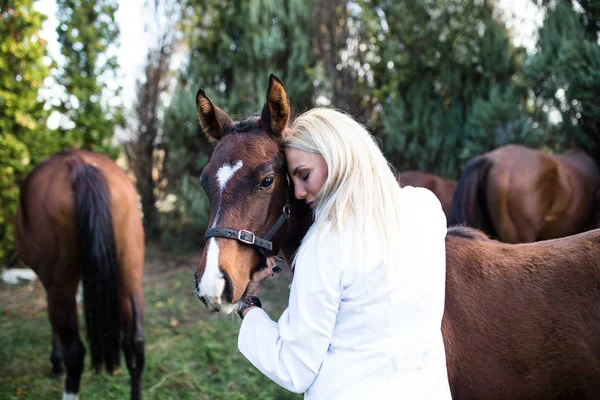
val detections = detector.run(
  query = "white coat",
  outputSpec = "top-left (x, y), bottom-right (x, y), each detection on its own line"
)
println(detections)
top-left (238, 186), bottom-right (452, 399)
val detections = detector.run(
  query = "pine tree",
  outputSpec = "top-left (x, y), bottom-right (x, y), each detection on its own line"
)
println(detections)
top-left (369, 0), bottom-right (541, 178)
top-left (525, 0), bottom-right (600, 160)
top-left (55, 0), bottom-right (124, 158)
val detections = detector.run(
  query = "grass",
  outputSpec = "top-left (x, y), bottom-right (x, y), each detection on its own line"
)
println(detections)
top-left (0, 244), bottom-right (301, 400)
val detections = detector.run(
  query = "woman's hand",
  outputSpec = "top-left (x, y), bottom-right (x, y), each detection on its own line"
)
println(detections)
top-left (239, 256), bottom-right (284, 318)
top-left (244, 256), bottom-right (284, 298)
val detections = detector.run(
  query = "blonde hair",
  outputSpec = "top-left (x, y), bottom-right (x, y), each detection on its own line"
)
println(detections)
top-left (284, 108), bottom-right (404, 276)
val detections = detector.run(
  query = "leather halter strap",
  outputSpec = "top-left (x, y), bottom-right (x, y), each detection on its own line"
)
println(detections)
top-left (204, 201), bottom-right (291, 258)
top-left (203, 170), bottom-right (293, 272)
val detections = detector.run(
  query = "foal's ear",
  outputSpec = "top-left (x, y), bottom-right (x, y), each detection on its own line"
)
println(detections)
top-left (261, 74), bottom-right (290, 138)
top-left (196, 88), bottom-right (233, 142)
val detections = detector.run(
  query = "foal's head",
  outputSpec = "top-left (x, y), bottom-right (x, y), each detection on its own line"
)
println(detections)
top-left (194, 75), bottom-right (293, 313)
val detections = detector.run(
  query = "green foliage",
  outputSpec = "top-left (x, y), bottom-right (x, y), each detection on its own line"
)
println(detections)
top-left (465, 85), bottom-right (544, 156)
top-left (524, 0), bottom-right (600, 160)
top-left (0, 135), bottom-right (28, 264)
top-left (0, 0), bottom-right (56, 263)
top-left (55, 0), bottom-right (124, 158)
top-left (180, 0), bottom-right (315, 114)
top-left (370, 0), bottom-right (543, 177)
top-left (533, 0), bottom-right (600, 41)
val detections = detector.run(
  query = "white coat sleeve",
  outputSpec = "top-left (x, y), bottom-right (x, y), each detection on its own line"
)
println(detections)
top-left (238, 236), bottom-right (341, 394)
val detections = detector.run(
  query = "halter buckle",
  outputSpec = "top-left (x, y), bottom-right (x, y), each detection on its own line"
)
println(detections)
top-left (238, 230), bottom-right (256, 245)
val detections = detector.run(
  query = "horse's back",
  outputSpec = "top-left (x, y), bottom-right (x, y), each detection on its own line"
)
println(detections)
top-left (443, 227), bottom-right (600, 399)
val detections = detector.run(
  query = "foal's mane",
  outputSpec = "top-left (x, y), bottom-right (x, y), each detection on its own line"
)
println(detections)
top-left (225, 116), bottom-right (286, 144)
top-left (447, 226), bottom-right (490, 241)
top-left (228, 116), bottom-right (262, 134)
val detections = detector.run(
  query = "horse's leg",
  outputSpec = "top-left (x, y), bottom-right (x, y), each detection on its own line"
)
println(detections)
top-left (122, 292), bottom-right (145, 400)
top-left (48, 286), bottom-right (86, 400)
top-left (50, 330), bottom-right (64, 376)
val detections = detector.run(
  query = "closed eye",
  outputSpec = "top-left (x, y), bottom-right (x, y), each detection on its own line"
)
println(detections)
top-left (301, 173), bottom-right (310, 182)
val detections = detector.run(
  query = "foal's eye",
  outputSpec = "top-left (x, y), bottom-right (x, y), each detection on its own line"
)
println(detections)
top-left (259, 176), bottom-right (274, 189)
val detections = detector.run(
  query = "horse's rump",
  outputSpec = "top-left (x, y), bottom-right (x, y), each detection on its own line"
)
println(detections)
top-left (450, 145), bottom-right (600, 243)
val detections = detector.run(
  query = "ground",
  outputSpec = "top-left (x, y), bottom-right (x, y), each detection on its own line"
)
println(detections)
top-left (0, 243), bottom-right (300, 400)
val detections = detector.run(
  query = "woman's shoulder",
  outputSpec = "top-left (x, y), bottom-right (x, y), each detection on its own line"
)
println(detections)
top-left (399, 185), bottom-right (446, 233)
top-left (400, 185), bottom-right (441, 208)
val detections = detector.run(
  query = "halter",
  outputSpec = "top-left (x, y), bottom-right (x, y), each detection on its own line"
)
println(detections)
top-left (204, 195), bottom-right (292, 270)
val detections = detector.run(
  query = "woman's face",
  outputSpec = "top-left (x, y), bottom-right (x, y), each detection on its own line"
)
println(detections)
top-left (285, 147), bottom-right (328, 209)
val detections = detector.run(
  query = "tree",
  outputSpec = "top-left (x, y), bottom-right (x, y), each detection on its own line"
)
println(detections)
top-left (0, 0), bottom-right (55, 263)
top-left (124, 0), bottom-right (182, 239)
top-left (368, 0), bottom-right (542, 178)
top-left (525, 0), bottom-right (600, 160)
top-left (533, 0), bottom-right (600, 40)
top-left (312, 0), bottom-right (379, 124)
top-left (55, 0), bottom-right (124, 158)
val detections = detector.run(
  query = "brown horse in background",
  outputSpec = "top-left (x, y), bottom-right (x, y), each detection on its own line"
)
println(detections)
top-left (14, 150), bottom-right (145, 400)
top-left (449, 144), bottom-right (600, 243)
top-left (193, 75), bottom-right (600, 399)
top-left (397, 170), bottom-right (456, 221)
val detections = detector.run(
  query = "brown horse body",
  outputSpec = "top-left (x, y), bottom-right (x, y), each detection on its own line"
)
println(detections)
top-left (450, 144), bottom-right (600, 243)
top-left (194, 76), bottom-right (600, 399)
top-left (397, 170), bottom-right (456, 221)
top-left (15, 150), bottom-right (145, 399)
top-left (444, 227), bottom-right (600, 399)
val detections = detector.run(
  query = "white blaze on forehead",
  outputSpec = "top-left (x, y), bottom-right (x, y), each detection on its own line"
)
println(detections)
top-left (198, 160), bottom-right (243, 306)
top-left (217, 160), bottom-right (243, 191)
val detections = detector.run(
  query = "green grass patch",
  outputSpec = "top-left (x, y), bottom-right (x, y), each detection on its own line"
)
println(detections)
top-left (0, 244), bottom-right (300, 400)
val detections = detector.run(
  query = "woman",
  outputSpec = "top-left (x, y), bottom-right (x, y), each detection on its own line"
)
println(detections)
top-left (237, 108), bottom-right (451, 399)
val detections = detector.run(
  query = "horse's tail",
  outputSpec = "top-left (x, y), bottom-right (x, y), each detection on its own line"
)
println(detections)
top-left (448, 155), bottom-right (497, 237)
top-left (67, 153), bottom-right (121, 373)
